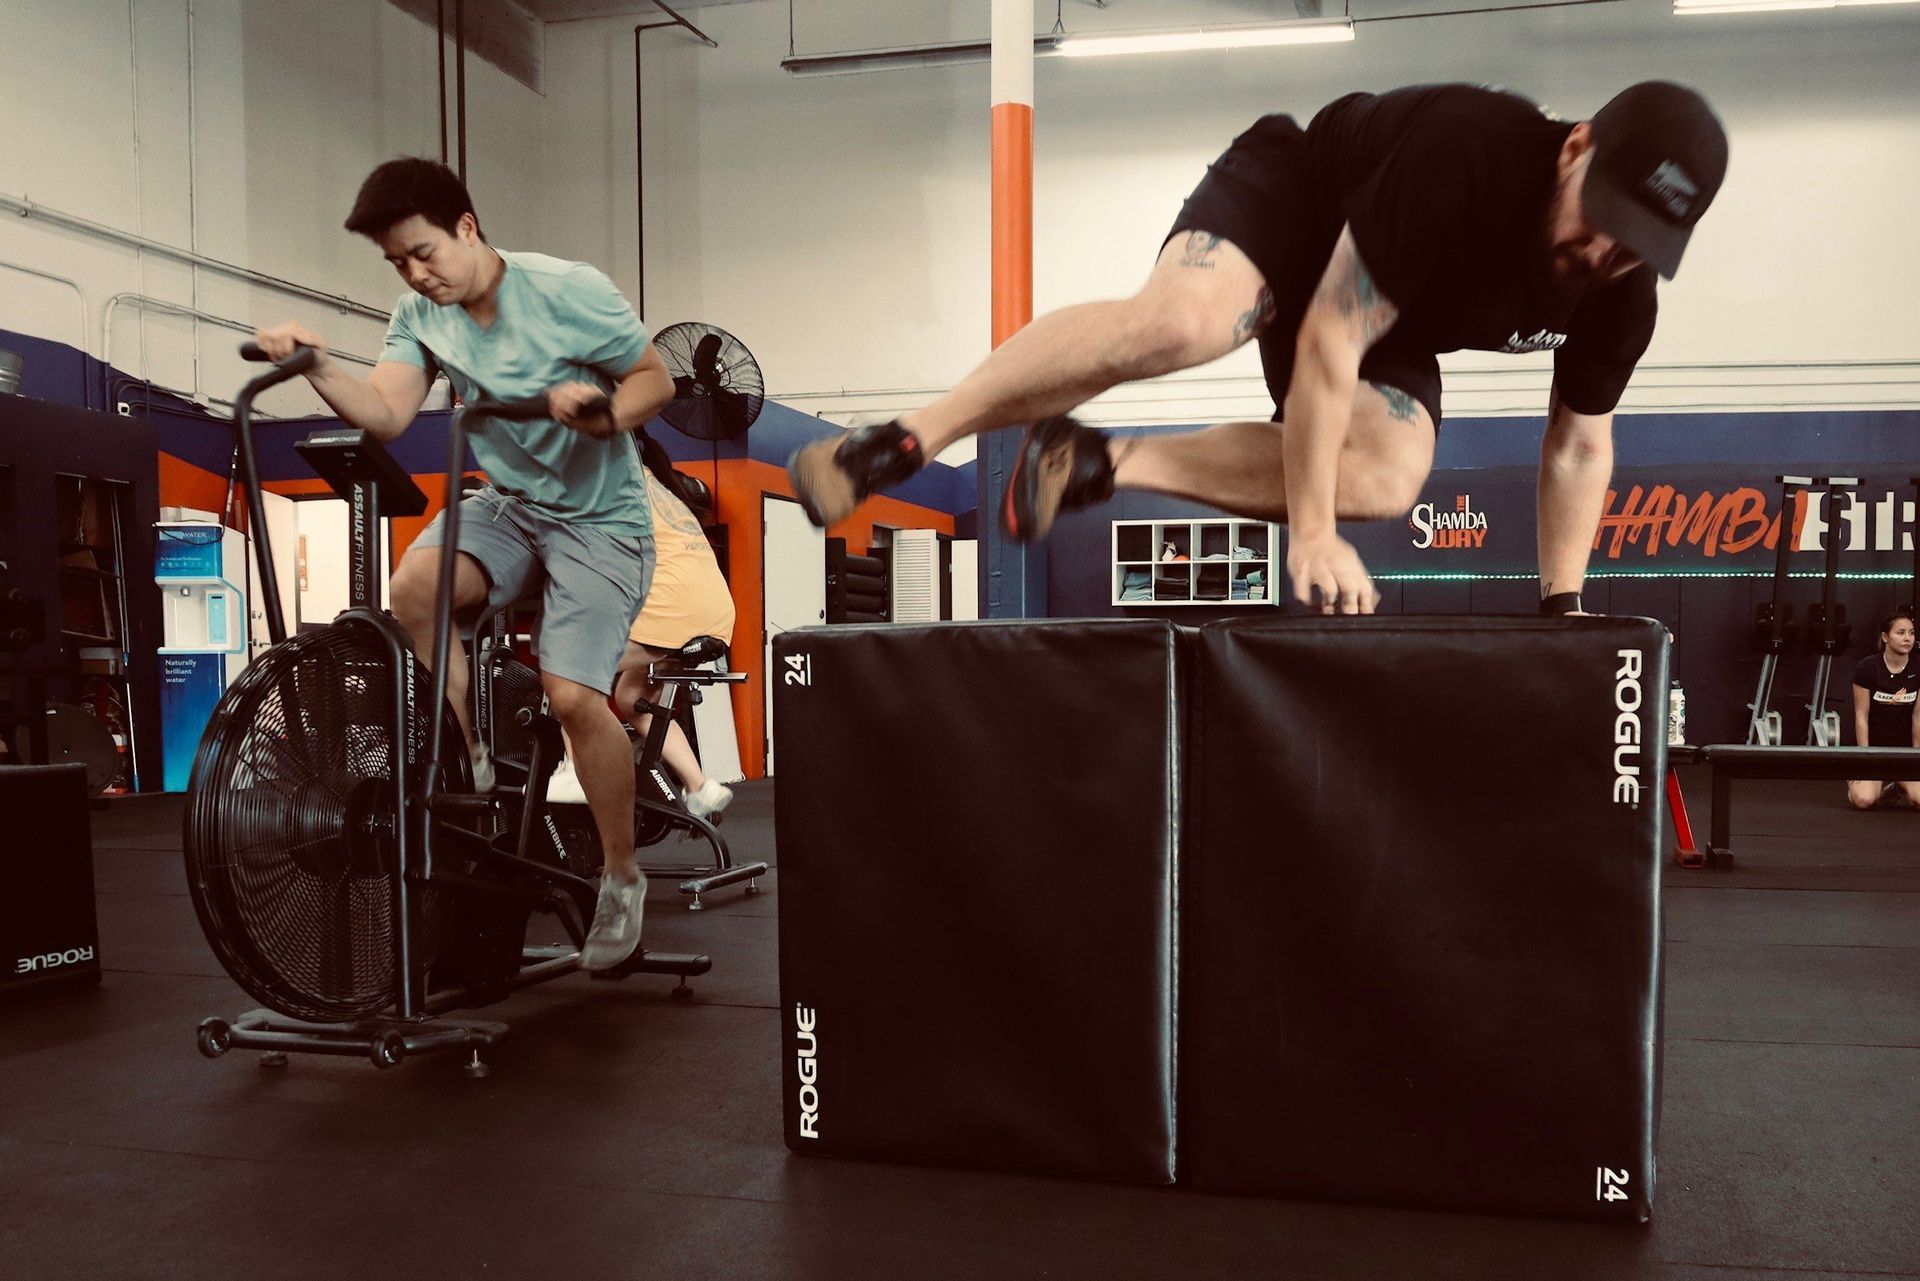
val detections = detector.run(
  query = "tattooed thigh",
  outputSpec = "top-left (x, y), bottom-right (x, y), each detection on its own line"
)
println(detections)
top-left (1176, 231), bottom-right (1225, 268)
top-left (1233, 286), bottom-right (1278, 346)
top-left (1369, 382), bottom-right (1423, 425)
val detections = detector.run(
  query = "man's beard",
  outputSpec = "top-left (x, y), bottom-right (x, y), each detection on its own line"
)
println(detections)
top-left (1546, 245), bottom-right (1607, 296)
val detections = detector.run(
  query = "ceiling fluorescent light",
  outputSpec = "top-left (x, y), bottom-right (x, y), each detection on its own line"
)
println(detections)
top-left (1674, 0), bottom-right (1833, 12)
top-left (781, 20), bottom-right (1354, 76)
top-left (1054, 21), bottom-right (1356, 56)
top-left (782, 35), bottom-right (1063, 76)
top-left (1670, 0), bottom-right (1920, 12)
top-left (1676, 0), bottom-right (1919, 8)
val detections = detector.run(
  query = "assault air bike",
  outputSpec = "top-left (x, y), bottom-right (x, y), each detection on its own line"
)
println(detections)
top-left (185, 343), bottom-right (709, 1076)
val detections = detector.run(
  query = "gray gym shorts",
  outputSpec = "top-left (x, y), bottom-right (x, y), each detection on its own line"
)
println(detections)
top-left (415, 487), bottom-right (654, 696)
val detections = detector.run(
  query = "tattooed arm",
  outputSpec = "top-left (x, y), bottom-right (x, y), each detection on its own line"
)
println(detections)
top-left (1536, 381), bottom-right (1615, 608)
top-left (1281, 225), bottom-right (1400, 612)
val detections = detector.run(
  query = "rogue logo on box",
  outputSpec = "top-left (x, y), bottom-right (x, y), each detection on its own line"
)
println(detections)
top-left (14, 946), bottom-right (95, 975)
top-left (794, 1003), bottom-right (821, 1138)
top-left (1613, 650), bottom-right (1645, 806)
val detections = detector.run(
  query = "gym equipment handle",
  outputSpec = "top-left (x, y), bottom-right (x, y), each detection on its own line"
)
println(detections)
top-left (231, 341), bottom-right (323, 646)
top-left (460, 392), bottom-right (612, 423)
top-left (239, 341), bottom-right (318, 377)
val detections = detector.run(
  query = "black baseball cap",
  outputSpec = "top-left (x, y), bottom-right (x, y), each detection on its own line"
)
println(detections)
top-left (1582, 82), bottom-right (1729, 280)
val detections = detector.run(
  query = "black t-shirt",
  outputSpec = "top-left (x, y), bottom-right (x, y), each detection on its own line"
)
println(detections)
top-left (1852, 653), bottom-right (1920, 747)
top-left (1305, 84), bottom-right (1658, 415)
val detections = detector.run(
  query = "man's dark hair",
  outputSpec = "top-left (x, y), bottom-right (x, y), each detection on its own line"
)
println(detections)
top-left (344, 157), bottom-right (481, 240)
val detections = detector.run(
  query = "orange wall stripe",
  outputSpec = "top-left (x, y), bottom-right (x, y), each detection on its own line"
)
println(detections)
top-left (157, 453), bottom-right (234, 520)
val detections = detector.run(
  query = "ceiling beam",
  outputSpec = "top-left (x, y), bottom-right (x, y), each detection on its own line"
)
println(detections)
top-left (389, 0), bottom-right (544, 94)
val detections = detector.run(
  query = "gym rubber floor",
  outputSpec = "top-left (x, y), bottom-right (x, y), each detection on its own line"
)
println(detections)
top-left (2, 768), bottom-right (1913, 1281)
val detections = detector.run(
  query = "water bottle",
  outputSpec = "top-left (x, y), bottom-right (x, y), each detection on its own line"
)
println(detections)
top-left (1668, 680), bottom-right (1687, 746)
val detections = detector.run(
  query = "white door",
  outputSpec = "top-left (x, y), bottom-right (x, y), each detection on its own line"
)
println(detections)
top-left (246, 490), bottom-right (299, 658)
top-left (295, 498), bottom-right (350, 629)
top-left (292, 497), bottom-right (393, 629)
top-left (950, 539), bottom-right (979, 621)
top-left (762, 495), bottom-right (825, 775)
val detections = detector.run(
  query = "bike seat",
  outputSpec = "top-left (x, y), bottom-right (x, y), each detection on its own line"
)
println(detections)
top-left (675, 636), bottom-right (729, 667)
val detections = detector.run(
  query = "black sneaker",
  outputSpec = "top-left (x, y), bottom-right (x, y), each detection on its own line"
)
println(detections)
top-left (786, 419), bottom-right (926, 527)
top-left (1000, 415), bottom-right (1116, 541)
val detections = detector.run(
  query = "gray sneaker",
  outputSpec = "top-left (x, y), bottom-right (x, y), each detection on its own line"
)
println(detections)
top-left (580, 872), bottom-right (647, 972)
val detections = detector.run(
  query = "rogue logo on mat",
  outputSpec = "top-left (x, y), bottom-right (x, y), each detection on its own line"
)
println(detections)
top-left (15, 946), bottom-right (95, 975)
top-left (794, 1003), bottom-right (821, 1139)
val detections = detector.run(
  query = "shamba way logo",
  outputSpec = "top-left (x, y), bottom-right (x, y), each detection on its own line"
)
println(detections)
top-left (1410, 494), bottom-right (1489, 550)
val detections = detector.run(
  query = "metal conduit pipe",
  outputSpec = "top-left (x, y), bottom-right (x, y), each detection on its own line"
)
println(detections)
top-left (0, 259), bottom-right (93, 406)
top-left (438, 0), bottom-right (450, 166)
top-left (111, 379), bottom-right (293, 421)
top-left (187, 0), bottom-right (203, 405)
top-left (0, 193), bottom-right (390, 322)
top-left (102, 293), bottom-right (379, 405)
top-left (634, 2), bottom-right (719, 318)
top-left (456, 0), bottom-right (467, 183)
top-left (764, 361), bottom-right (1920, 416)
top-left (769, 358), bottom-right (1920, 404)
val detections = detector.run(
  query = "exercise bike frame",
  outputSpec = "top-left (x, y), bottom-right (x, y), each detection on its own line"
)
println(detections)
top-left (627, 655), bottom-right (765, 909)
top-left (472, 587), bottom-right (767, 910)
top-left (194, 346), bottom-right (707, 1075)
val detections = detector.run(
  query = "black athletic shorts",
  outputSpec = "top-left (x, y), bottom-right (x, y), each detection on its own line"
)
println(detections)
top-left (1165, 113), bottom-right (1444, 429)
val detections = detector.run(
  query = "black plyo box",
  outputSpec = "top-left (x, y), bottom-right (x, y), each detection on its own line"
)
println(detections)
top-left (774, 620), bottom-right (1180, 1184)
top-left (1182, 616), bottom-right (1667, 1220)
top-left (0, 763), bottom-right (102, 1000)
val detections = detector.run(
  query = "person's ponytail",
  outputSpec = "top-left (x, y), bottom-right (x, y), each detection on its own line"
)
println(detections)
top-left (636, 428), bottom-right (697, 511)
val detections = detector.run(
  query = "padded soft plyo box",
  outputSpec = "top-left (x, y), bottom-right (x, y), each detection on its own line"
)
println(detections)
top-left (0, 763), bottom-right (101, 1000)
top-left (774, 620), bottom-right (1179, 1184)
top-left (1183, 616), bottom-right (1667, 1221)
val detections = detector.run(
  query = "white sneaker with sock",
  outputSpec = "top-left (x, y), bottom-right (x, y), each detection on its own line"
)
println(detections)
top-left (685, 778), bottom-right (733, 820)
top-left (469, 740), bottom-right (495, 792)
top-left (546, 755), bottom-right (588, 805)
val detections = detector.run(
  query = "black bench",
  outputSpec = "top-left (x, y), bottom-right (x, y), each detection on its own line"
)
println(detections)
top-left (1694, 744), bottom-right (1920, 866)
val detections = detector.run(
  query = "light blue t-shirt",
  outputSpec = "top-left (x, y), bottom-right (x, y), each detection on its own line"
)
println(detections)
top-left (380, 250), bottom-right (653, 537)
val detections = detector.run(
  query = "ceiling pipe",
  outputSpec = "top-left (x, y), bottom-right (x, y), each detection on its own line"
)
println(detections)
top-left (633, 1), bottom-right (717, 320)
top-left (438, 0), bottom-right (449, 165)
top-left (456, 0), bottom-right (468, 183)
